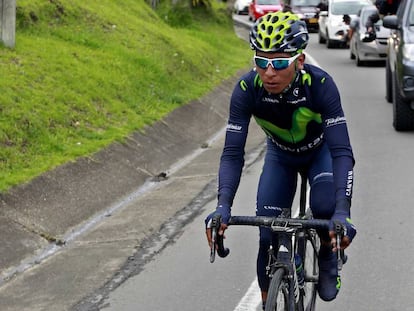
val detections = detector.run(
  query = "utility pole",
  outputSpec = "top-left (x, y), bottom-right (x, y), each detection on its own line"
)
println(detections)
top-left (0, 0), bottom-right (16, 48)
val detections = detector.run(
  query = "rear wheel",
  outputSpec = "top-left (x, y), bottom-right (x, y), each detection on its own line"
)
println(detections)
top-left (265, 268), bottom-right (289, 311)
top-left (392, 73), bottom-right (414, 131)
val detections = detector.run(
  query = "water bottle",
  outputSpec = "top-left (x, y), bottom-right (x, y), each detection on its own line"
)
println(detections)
top-left (295, 254), bottom-right (305, 287)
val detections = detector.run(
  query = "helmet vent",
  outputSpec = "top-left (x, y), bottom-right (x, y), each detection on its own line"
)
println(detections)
top-left (266, 14), bottom-right (273, 22)
top-left (267, 26), bottom-right (274, 35)
top-left (264, 37), bottom-right (271, 48)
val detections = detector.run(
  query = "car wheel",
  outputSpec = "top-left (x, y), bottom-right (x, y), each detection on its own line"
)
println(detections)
top-left (356, 53), bottom-right (364, 66)
top-left (350, 47), bottom-right (355, 60)
top-left (392, 73), bottom-right (414, 131)
top-left (385, 58), bottom-right (393, 103)
top-left (326, 30), bottom-right (335, 48)
top-left (318, 30), bottom-right (326, 44)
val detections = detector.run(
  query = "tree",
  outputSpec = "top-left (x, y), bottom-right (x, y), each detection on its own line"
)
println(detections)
top-left (0, 0), bottom-right (16, 48)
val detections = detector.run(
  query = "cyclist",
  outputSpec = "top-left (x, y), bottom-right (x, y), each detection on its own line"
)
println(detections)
top-left (205, 11), bottom-right (357, 309)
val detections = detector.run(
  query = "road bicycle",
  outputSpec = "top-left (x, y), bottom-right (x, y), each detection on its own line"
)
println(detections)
top-left (210, 171), bottom-right (347, 311)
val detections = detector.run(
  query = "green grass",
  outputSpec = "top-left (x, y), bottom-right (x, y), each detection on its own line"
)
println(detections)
top-left (0, 0), bottom-right (252, 192)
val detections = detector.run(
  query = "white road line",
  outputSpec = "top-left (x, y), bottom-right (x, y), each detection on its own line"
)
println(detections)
top-left (234, 277), bottom-right (261, 311)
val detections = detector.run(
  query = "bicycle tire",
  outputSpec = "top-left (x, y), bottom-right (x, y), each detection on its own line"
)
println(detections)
top-left (265, 268), bottom-right (289, 311)
top-left (302, 231), bottom-right (319, 311)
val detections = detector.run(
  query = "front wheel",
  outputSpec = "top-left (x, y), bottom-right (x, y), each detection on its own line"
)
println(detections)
top-left (318, 30), bottom-right (326, 44)
top-left (265, 268), bottom-right (289, 311)
top-left (300, 232), bottom-right (320, 311)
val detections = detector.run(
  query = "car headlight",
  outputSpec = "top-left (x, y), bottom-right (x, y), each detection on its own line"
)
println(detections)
top-left (403, 44), bottom-right (414, 62)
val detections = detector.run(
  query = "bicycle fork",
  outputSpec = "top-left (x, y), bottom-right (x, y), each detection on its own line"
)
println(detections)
top-left (267, 231), bottom-right (299, 310)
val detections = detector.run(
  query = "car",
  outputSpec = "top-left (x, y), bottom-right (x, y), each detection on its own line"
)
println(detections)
top-left (285, 0), bottom-right (321, 32)
top-left (234, 0), bottom-right (251, 15)
top-left (383, 0), bottom-right (414, 131)
top-left (349, 5), bottom-right (391, 66)
top-left (248, 0), bottom-right (283, 22)
top-left (318, 0), bottom-right (371, 48)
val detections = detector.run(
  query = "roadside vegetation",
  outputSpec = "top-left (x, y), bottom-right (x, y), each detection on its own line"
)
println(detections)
top-left (0, 0), bottom-right (252, 192)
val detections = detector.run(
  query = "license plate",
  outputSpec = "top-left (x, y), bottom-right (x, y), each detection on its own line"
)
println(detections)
top-left (309, 18), bottom-right (318, 24)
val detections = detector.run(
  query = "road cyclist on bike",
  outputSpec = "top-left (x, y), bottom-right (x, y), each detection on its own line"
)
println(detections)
top-left (205, 11), bottom-right (357, 309)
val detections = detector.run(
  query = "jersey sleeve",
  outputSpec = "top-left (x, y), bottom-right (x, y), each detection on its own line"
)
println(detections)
top-left (314, 74), bottom-right (355, 204)
top-left (217, 76), bottom-right (254, 208)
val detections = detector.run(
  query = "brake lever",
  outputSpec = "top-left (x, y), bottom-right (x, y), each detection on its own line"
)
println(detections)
top-left (334, 221), bottom-right (348, 270)
top-left (210, 215), bottom-right (219, 263)
top-left (210, 215), bottom-right (230, 263)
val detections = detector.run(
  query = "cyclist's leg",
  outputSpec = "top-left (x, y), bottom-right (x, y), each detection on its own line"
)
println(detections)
top-left (256, 147), bottom-right (297, 308)
top-left (308, 143), bottom-right (335, 239)
top-left (307, 143), bottom-right (340, 302)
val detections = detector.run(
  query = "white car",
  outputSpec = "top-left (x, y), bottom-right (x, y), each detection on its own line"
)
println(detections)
top-left (349, 5), bottom-right (391, 66)
top-left (234, 0), bottom-right (251, 15)
top-left (318, 0), bottom-right (371, 48)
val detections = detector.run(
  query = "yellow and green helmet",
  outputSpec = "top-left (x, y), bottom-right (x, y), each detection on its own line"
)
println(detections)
top-left (249, 11), bottom-right (309, 54)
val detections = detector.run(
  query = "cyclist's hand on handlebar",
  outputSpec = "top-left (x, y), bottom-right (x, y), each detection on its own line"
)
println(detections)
top-left (329, 216), bottom-right (356, 251)
top-left (204, 205), bottom-right (231, 248)
top-left (329, 200), bottom-right (356, 251)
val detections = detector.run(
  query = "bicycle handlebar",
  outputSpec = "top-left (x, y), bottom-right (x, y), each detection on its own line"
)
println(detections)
top-left (228, 215), bottom-right (331, 229)
top-left (210, 215), bottom-right (347, 266)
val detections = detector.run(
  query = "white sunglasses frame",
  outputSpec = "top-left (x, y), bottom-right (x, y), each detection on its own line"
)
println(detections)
top-left (253, 53), bottom-right (301, 70)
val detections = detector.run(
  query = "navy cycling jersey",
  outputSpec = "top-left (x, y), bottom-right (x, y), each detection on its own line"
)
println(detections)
top-left (217, 63), bottom-right (355, 208)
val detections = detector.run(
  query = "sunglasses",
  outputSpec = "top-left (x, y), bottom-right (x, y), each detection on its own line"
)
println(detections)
top-left (253, 54), bottom-right (300, 70)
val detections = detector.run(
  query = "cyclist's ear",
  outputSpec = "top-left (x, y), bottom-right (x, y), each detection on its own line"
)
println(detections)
top-left (296, 53), bottom-right (305, 70)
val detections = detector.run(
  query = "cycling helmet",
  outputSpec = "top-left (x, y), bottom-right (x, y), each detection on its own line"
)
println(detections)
top-left (250, 11), bottom-right (309, 54)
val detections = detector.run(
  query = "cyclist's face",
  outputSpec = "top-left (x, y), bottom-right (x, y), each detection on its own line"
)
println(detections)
top-left (255, 51), bottom-right (305, 94)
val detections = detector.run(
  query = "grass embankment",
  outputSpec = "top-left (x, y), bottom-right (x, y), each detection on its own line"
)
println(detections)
top-left (0, 0), bottom-right (252, 193)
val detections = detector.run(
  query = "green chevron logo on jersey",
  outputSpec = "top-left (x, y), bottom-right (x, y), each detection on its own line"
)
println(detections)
top-left (254, 107), bottom-right (322, 143)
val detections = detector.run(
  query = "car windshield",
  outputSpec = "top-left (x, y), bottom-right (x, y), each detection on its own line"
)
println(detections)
top-left (290, 0), bottom-right (320, 6)
top-left (331, 1), bottom-right (368, 15)
top-left (257, 0), bottom-right (281, 4)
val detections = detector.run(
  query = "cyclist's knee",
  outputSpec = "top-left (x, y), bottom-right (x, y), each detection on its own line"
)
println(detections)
top-left (310, 172), bottom-right (335, 219)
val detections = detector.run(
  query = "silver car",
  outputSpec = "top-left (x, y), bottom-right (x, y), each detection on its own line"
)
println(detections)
top-left (349, 5), bottom-right (391, 66)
